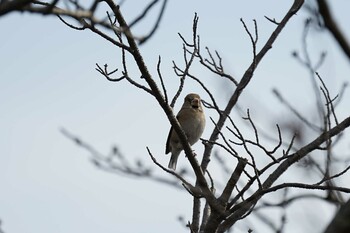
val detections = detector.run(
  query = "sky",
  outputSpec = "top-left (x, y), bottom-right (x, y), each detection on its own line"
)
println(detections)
top-left (1, 1), bottom-right (350, 233)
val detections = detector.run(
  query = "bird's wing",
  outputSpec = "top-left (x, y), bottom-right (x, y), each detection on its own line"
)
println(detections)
top-left (165, 126), bottom-right (173, 154)
top-left (165, 115), bottom-right (181, 154)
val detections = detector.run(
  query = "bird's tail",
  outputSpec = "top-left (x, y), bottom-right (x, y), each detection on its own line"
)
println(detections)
top-left (168, 151), bottom-right (180, 170)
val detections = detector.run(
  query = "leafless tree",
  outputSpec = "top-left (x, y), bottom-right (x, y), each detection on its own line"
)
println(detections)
top-left (1, 0), bottom-right (350, 233)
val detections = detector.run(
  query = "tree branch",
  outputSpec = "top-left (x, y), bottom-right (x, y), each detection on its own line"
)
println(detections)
top-left (220, 115), bottom-right (350, 232)
top-left (0, 0), bottom-right (33, 16)
top-left (201, 0), bottom-right (305, 174)
top-left (317, 0), bottom-right (350, 62)
top-left (103, 1), bottom-right (221, 212)
top-left (218, 158), bottom-right (247, 204)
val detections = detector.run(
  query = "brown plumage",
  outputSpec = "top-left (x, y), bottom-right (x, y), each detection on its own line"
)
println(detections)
top-left (165, 93), bottom-right (206, 170)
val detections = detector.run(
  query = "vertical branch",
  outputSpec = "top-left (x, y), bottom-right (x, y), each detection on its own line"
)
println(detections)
top-left (302, 20), bottom-right (325, 122)
top-left (157, 56), bottom-right (168, 104)
top-left (191, 197), bottom-right (201, 233)
top-left (171, 13), bottom-right (199, 107)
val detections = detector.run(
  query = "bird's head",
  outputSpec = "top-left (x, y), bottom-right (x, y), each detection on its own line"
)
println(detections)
top-left (185, 93), bottom-right (202, 109)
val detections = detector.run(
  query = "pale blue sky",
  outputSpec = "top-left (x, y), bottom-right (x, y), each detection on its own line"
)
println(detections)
top-left (1, 1), bottom-right (350, 233)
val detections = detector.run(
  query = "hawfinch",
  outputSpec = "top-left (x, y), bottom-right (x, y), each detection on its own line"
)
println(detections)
top-left (165, 93), bottom-right (205, 170)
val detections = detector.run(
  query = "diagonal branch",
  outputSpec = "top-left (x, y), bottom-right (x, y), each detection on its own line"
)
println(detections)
top-left (103, 1), bottom-right (218, 209)
top-left (317, 0), bottom-right (350, 62)
top-left (201, 0), bottom-right (305, 174)
top-left (147, 147), bottom-right (201, 195)
top-left (218, 158), bottom-right (248, 204)
top-left (220, 116), bottom-right (350, 232)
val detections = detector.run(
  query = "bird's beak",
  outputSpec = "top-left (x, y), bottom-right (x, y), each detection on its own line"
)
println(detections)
top-left (191, 98), bottom-right (200, 108)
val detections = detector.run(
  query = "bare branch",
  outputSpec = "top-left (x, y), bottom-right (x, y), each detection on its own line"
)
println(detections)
top-left (103, 2), bottom-right (217, 209)
top-left (201, 0), bottom-right (305, 176)
top-left (222, 115), bottom-right (350, 231)
top-left (265, 182), bottom-right (350, 194)
top-left (129, 0), bottom-right (159, 27)
top-left (240, 18), bottom-right (258, 67)
top-left (0, 0), bottom-right (33, 16)
top-left (218, 158), bottom-right (248, 204)
top-left (317, 0), bottom-right (350, 62)
top-left (264, 15), bottom-right (280, 25)
top-left (272, 88), bottom-right (321, 132)
top-left (157, 56), bottom-right (168, 104)
top-left (242, 110), bottom-right (281, 162)
top-left (146, 147), bottom-right (201, 195)
top-left (197, 44), bottom-right (238, 86)
top-left (324, 199), bottom-right (350, 233)
top-left (60, 128), bottom-right (185, 188)
top-left (57, 14), bottom-right (85, 30)
top-left (95, 63), bottom-right (122, 81)
top-left (226, 115), bottom-right (262, 189)
top-left (316, 72), bottom-right (339, 125)
top-left (171, 14), bottom-right (199, 108)
top-left (139, 0), bottom-right (168, 44)
top-left (315, 164), bottom-right (350, 186)
top-left (257, 193), bottom-right (325, 210)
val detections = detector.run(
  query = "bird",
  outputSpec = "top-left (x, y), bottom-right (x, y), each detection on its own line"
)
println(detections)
top-left (165, 93), bottom-right (206, 170)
